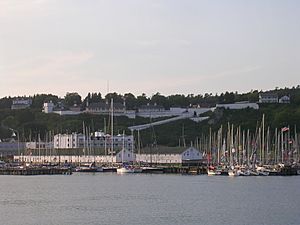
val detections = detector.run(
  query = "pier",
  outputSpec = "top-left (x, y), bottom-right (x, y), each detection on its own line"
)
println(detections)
top-left (0, 167), bottom-right (72, 175)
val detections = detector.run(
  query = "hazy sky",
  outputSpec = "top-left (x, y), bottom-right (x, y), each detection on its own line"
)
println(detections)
top-left (0, 0), bottom-right (299, 98)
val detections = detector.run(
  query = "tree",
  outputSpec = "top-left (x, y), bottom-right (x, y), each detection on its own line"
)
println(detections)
top-left (32, 94), bottom-right (59, 109)
top-left (105, 92), bottom-right (123, 103)
top-left (136, 93), bottom-right (150, 107)
top-left (0, 97), bottom-right (12, 109)
top-left (168, 94), bottom-right (187, 107)
top-left (64, 92), bottom-right (82, 107)
top-left (83, 92), bottom-right (102, 108)
top-left (151, 92), bottom-right (169, 109)
top-left (223, 92), bottom-right (235, 104)
top-left (124, 93), bottom-right (137, 110)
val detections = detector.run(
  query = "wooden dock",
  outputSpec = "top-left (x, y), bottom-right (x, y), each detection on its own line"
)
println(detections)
top-left (0, 167), bottom-right (72, 175)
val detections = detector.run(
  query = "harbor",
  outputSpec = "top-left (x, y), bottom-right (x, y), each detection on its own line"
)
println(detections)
top-left (1, 172), bottom-right (300, 225)
top-left (1, 161), bottom-right (299, 176)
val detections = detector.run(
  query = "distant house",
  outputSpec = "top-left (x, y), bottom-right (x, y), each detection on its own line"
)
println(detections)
top-left (258, 93), bottom-right (278, 103)
top-left (43, 102), bottom-right (55, 113)
top-left (216, 101), bottom-right (259, 110)
top-left (136, 146), bottom-right (203, 165)
top-left (43, 101), bottom-right (82, 115)
top-left (26, 141), bottom-right (53, 150)
top-left (279, 95), bottom-right (290, 104)
top-left (138, 103), bottom-right (165, 113)
top-left (11, 98), bottom-right (32, 110)
top-left (116, 148), bottom-right (135, 163)
top-left (54, 132), bottom-right (134, 150)
top-left (86, 102), bottom-right (125, 114)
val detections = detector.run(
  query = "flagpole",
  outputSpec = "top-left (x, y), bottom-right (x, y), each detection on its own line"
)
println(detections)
top-left (281, 129), bottom-right (284, 164)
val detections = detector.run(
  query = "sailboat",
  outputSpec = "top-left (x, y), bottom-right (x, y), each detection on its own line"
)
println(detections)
top-left (75, 162), bottom-right (103, 172)
top-left (117, 131), bottom-right (142, 174)
top-left (101, 98), bottom-right (118, 172)
top-left (117, 132), bottom-right (134, 174)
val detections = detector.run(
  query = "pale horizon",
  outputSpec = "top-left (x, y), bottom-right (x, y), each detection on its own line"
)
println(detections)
top-left (1, 0), bottom-right (299, 98)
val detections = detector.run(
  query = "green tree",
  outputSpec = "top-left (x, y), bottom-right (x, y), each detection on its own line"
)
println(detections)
top-left (151, 92), bottom-right (169, 109)
top-left (124, 93), bottom-right (137, 110)
top-left (105, 92), bottom-right (123, 103)
top-left (136, 93), bottom-right (150, 107)
top-left (64, 92), bottom-right (82, 107)
top-left (32, 94), bottom-right (59, 109)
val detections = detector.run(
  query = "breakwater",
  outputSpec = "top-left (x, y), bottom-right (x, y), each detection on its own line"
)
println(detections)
top-left (0, 167), bottom-right (72, 175)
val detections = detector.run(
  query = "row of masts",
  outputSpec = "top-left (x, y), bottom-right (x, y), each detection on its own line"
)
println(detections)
top-left (193, 114), bottom-right (299, 166)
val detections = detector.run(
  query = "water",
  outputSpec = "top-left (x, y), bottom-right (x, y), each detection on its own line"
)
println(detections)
top-left (0, 174), bottom-right (299, 225)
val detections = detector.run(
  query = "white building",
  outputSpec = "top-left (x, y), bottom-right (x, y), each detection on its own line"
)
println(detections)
top-left (43, 102), bottom-right (55, 113)
top-left (54, 132), bottom-right (134, 150)
top-left (26, 141), bottom-right (53, 150)
top-left (11, 98), bottom-right (32, 110)
top-left (136, 147), bottom-right (203, 164)
top-left (16, 147), bottom-right (203, 165)
top-left (259, 93), bottom-right (278, 103)
top-left (116, 148), bottom-right (136, 163)
top-left (279, 95), bottom-right (290, 104)
top-left (54, 133), bottom-right (85, 149)
top-left (136, 106), bottom-right (211, 118)
top-left (86, 102), bottom-right (125, 114)
top-left (43, 101), bottom-right (83, 115)
top-left (216, 102), bottom-right (259, 110)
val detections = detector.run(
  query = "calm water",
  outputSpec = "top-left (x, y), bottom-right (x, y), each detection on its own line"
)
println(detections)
top-left (0, 173), bottom-right (299, 225)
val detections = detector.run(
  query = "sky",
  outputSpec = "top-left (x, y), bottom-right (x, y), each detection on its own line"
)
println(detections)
top-left (0, 0), bottom-right (299, 98)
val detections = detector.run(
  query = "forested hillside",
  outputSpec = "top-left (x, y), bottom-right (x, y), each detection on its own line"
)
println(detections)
top-left (1, 86), bottom-right (300, 147)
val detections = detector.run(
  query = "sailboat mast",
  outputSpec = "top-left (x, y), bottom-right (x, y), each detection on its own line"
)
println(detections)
top-left (138, 129), bottom-right (141, 166)
top-left (262, 114), bottom-right (265, 165)
top-left (122, 131), bottom-right (125, 164)
top-left (111, 98), bottom-right (114, 165)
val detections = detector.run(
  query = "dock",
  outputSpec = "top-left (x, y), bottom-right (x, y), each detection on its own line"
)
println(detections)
top-left (0, 167), bottom-right (72, 175)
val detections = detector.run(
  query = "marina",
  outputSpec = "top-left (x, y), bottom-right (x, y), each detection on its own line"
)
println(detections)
top-left (0, 162), bottom-right (298, 176)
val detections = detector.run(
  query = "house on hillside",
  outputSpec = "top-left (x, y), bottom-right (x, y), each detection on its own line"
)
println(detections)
top-left (86, 102), bottom-right (125, 114)
top-left (216, 101), bottom-right (259, 110)
top-left (279, 95), bottom-right (290, 104)
top-left (11, 98), bottom-right (32, 110)
top-left (138, 103), bottom-right (165, 113)
top-left (258, 93), bottom-right (278, 103)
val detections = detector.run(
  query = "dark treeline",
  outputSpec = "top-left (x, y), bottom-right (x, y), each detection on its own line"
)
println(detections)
top-left (1, 85), bottom-right (300, 110)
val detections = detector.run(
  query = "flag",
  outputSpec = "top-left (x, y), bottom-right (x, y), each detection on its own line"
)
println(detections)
top-left (281, 127), bottom-right (289, 132)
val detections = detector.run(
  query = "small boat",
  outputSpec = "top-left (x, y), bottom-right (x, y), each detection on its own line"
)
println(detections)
top-left (75, 162), bottom-right (103, 172)
top-left (256, 166), bottom-right (269, 176)
top-left (207, 165), bottom-right (221, 176)
top-left (117, 165), bottom-right (135, 174)
top-left (249, 170), bottom-right (259, 176)
top-left (228, 170), bottom-right (240, 176)
top-left (238, 169), bottom-right (250, 176)
top-left (142, 166), bottom-right (164, 174)
top-left (117, 164), bottom-right (143, 174)
top-left (207, 169), bottom-right (221, 176)
top-left (133, 167), bottom-right (143, 173)
top-left (258, 170), bottom-right (269, 176)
